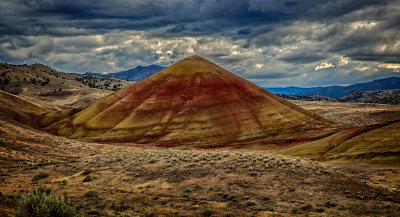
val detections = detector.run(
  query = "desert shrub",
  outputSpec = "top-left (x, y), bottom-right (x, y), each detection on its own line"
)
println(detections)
top-left (83, 175), bottom-right (94, 182)
top-left (356, 194), bottom-right (365, 200)
top-left (325, 201), bottom-right (337, 208)
top-left (245, 200), bottom-right (256, 206)
top-left (148, 159), bottom-right (158, 164)
top-left (203, 208), bottom-right (213, 217)
top-left (86, 208), bottom-right (101, 215)
top-left (84, 191), bottom-right (98, 198)
top-left (32, 172), bottom-right (49, 181)
top-left (111, 201), bottom-right (131, 212)
top-left (15, 188), bottom-right (77, 217)
top-left (82, 169), bottom-right (93, 175)
top-left (226, 194), bottom-right (237, 201)
top-left (301, 204), bottom-right (313, 211)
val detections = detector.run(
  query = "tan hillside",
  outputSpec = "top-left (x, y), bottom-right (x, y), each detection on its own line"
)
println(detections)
top-left (0, 90), bottom-right (48, 128)
top-left (278, 121), bottom-right (400, 166)
top-left (323, 121), bottom-right (400, 165)
top-left (46, 55), bottom-right (340, 147)
top-left (277, 124), bottom-right (383, 158)
top-left (0, 62), bottom-right (132, 110)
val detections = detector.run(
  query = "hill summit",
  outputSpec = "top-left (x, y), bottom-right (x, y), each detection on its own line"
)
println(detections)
top-left (47, 55), bottom-right (339, 147)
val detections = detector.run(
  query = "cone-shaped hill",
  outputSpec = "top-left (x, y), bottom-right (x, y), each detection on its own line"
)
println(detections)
top-left (46, 56), bottom-right (340, 147)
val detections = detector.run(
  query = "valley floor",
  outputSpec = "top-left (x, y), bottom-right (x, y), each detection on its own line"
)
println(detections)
top-left (291, 100), bottom-right (400, 127)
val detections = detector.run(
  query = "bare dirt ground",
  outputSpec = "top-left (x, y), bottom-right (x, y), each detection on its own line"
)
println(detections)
top-left (1, 119), bottom-right (399, 216)
top-left (290, 100), bottom-right (400, 127)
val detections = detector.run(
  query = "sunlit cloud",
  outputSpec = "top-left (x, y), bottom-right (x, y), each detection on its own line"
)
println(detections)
top-left (338, 56), bottom-right (349, 66)
top-left (255, 64), bottom-right (264, 69)
top-left (379, 64), bottom-right (400, 72)
top-left (315, 62), bottom-right (335, 71)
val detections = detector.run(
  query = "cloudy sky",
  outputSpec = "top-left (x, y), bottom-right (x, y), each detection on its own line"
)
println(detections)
top-left (0, 0), bottom-right (399, 87)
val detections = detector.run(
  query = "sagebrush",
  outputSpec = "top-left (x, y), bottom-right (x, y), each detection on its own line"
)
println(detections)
top-left (15, 188), bottom-right (78, 217)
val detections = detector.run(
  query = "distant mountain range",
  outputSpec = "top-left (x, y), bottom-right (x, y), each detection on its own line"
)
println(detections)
top-left (85, 64), bottom-right (165, 81)
top-left (265, 77), bottom-right (400, 98)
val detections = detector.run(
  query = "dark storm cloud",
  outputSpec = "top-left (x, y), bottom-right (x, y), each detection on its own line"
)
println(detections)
top-left (279, 53), bottom-right (325, 64)
top-left (246, 72), bottom-right (301, 79)
top-left (0, 0), bottom-right (399, 86)
top-left (0, 0), bottom-right (386, 35)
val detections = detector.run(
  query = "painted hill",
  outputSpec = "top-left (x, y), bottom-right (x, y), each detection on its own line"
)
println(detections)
top-left (323, 121), bottom-right (400, 165)
top-left (47, 55), bottom-right (340, 147)
top-left (85, 64), bottom-right (166, 81)
top-left (0, 90), bottom-right (48, 128)
top-left (278, 121), bottom-right (400, 166)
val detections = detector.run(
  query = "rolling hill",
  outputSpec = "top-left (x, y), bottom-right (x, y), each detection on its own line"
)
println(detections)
top-left (323, 121), bottom-right (400, 165)
top-left (46, 55), bottom-right (340, 147)
top-left (338, 89), bottom-right (400, 104)
top-left (85, 64), bottom-right (165, 81)
top-left (0, 90), bottom-right (48, 128)
top-left (0, 62), bottom-right (132, 110)
top-left (278, 121), bottom-right (400, 166)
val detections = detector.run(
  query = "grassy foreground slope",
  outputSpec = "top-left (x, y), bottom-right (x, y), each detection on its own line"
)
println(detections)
top-left (46, 56), bottom-right (340, 148)
top-left (1, 115), bottom-right (399, 216)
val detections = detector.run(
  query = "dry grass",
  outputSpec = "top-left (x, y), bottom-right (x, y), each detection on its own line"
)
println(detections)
top-left (0, 120), bottom-right (399, 216)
